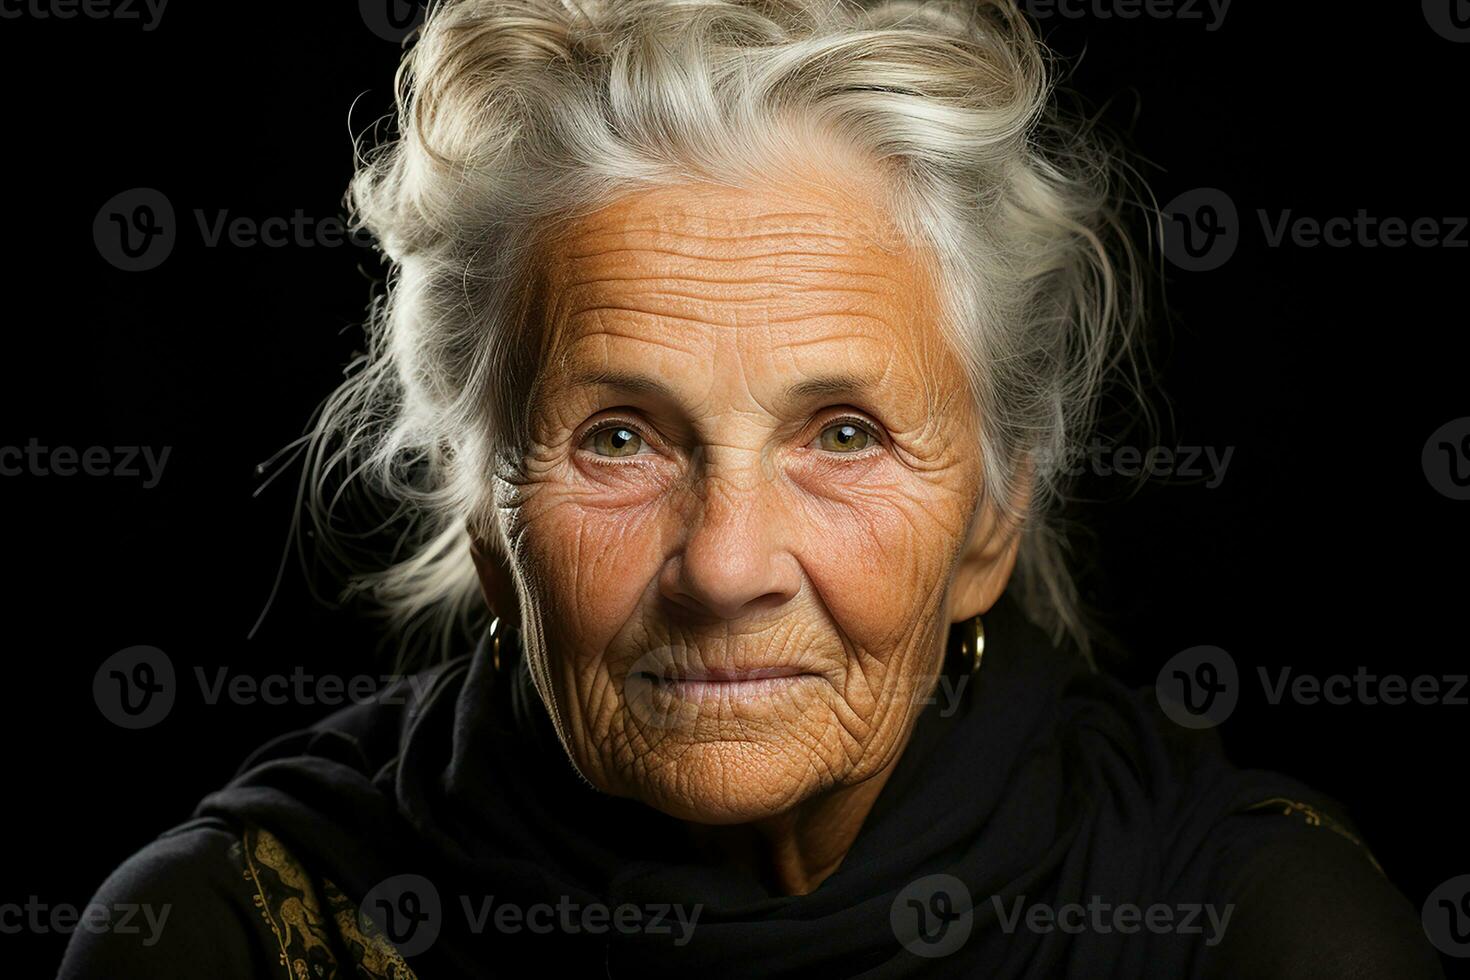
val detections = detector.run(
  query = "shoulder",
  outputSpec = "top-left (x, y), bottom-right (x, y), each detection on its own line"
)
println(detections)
top-left (58, 661), bottom-right (470, 980)
top-left (1074, 677), bottom-right (1445, 976)
top-left (60, 816), bottom-right (423, 980)
top-left (56, 817), bottom-right (279, 979)
top-left (1200, 801), bottom-right (1445, 979)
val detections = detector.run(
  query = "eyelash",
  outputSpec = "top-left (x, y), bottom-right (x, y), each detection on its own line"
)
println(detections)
top-left (815, 415), bottom-right (886, 456)
top-left (578, 414), bottom-right (885, 461)
top-left (578, 420), bottom-right (651, 463)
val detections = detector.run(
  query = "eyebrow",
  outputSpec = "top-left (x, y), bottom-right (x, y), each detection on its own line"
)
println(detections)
top-left (569, 368), bottom-right (879, 403)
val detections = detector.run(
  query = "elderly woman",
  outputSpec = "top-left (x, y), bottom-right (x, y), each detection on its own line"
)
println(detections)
top-left (62, 1), bottom-right (1441, 977)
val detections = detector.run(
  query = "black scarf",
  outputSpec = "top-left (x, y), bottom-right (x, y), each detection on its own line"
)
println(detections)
top-left (196, 594), bottom-right (1338, 978)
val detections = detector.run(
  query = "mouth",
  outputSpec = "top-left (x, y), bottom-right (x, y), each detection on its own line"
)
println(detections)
top-left (632, 666), bottom-right (821, 703)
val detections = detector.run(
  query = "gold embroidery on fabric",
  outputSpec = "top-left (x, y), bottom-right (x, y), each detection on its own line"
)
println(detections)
top-left (239, 826), bottom-right (340, 979)
top-left (234, 825), bottom-right (420, 980)
top-left (1245, 796), bottom-right (1386, 876)
top-left (322, 876), bottom-right (419, 980)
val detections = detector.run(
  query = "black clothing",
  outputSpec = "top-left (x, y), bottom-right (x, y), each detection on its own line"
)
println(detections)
top-left (59, 596), bottom-right (1444, 978)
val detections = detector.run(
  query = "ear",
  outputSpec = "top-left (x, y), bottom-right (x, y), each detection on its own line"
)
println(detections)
top-left (945, 464), bottom-right (1032, 624)
top-left (468, 527), bottom-right (521, 629)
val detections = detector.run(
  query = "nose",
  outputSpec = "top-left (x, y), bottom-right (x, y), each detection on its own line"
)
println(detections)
top-left (659, 466), bottom-right (801, 621)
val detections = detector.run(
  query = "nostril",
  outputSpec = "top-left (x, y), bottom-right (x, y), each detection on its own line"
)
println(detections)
top-left (659, 543), bottom-right (802, 623)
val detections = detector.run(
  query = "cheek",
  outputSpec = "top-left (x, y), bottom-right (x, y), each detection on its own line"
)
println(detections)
top-left (789, 476), bottom-right (964, 658)
top-left (516, 487), bottom-right (668, 660)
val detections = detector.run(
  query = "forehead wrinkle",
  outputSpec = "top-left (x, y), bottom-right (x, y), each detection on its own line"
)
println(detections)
top-left (531, 181), bottom-right (956, 430)
top-left (554, 237), bottom-right (911, 286)
top-left (553, 274), bottom-right (915, 338)
top-left (556, 266), bottom-right (891, 290)
top-left (555, 179), bottom-right (903, 263)
top-left (560, 228), bottom-right (867, 259)
top-left (561, 297), bottom-right (909, 333)
top-left (545, 289), bottom-right (935, 417)
top-left (541, 194), bottom-right (927, 326)
top-left (558, 245), bottom-right (883, 266)
top-left (551, 251), bottom-right (922, 323)
top-left (561, 200), bottom-right (881, 251)
top-left (564, 300), bottom-right (729, 331)
top-left (554, 267), bottom-right (913, 309)
top-left (548, 331), bottom-right (913, 421)
top-left (563, 311), bottom-right (702, 358)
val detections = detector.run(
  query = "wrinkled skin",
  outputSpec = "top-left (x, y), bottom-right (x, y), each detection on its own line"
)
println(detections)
top-left (474, 163), bottom-right (1021, 893)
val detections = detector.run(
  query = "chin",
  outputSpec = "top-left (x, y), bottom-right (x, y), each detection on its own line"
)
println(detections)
top-left (630, 744), bottom-right (838, 825)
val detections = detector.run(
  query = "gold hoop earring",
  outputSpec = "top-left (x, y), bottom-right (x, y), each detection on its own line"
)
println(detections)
top-left (957, 614), bottom-right (985, 675)
top-left (488, 614), bottom-right (521, 676)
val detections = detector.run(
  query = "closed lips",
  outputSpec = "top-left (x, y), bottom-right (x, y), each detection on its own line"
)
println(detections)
top-left (662, 667), bottom-right (811, 682)
top-left (634, 666), bottom-right (823, 702)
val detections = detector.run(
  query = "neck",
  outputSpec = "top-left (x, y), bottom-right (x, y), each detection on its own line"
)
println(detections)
top-left (684, 738), bottom-right (909, 896)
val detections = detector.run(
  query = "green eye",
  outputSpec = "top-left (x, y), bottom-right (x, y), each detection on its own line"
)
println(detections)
top-left (817, 420), bottom-right (874, 453)
top-left (585, 424), bottom-right (645, 457)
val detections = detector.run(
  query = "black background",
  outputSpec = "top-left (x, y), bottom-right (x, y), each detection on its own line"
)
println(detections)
top-left (2, 1), bottom-right (1466, 974)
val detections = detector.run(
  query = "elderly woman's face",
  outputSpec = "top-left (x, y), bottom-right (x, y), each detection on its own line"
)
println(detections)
top-left (491, 174), bottom-right (1014, 824)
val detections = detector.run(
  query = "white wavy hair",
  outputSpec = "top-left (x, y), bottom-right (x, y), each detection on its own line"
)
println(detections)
top-left (302, 0), bottom-right (1150, 665)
